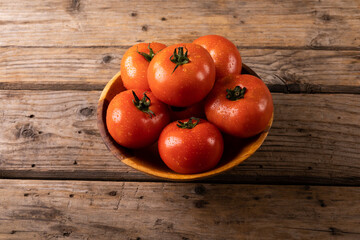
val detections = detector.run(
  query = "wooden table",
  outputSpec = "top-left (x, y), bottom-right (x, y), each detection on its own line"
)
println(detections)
top-left (1, 0), bottom-right (360, 239)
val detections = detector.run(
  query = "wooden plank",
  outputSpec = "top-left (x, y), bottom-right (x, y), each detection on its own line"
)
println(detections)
top-left (0, 180), bottom-right (359, 239)
top-left (1, 47), bottom-right (359, 93)
top-left (0, 0), bottom-right (359, 48)
top-left (1, 90), bottom-right (360, 184)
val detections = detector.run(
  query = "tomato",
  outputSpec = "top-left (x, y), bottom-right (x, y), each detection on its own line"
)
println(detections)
top-left (147, 43), bottom-right (215, 107)
top-left (205, 74), bottom-right (273, 138)
top-left (120, 42), bottom-right (166, 90)
top-left (106, 89), bottom-right (170, 149)
top-left (168, 101), bottom-right (205, 121)
top-left (158, 118), bottom-right (224, 174)
top-left (193, 35), bottom-right (242, 80)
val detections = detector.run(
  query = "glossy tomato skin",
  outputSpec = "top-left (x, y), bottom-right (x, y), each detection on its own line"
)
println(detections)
top-left (168, 101), bottom-right (205, 121)
top-left (106, 89), bottom-right (170, 149)
top-left (158, 119), bottom-right (224, 174)
top-left (193, 35), bottom-right (242, 80)
top-left (121, 42), bottom-right (166, 90)
top-left (205, 74), bottom-right (273, 138)
top-left (147, 43), bottom-right (216, 107)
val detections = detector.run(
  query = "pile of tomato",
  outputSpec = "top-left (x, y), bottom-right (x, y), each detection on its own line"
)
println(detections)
top-left (106, 35), bottom-right (273, 174)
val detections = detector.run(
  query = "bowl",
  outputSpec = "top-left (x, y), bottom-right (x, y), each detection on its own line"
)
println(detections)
top-left (97, 64), bottom-right (273, 181)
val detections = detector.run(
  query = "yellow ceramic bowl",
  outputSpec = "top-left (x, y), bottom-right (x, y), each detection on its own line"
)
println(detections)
top-left (97, 64), bottom-right (273, 181)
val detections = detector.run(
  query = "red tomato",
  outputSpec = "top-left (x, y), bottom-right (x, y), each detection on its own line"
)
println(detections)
top-left (205, 74), bottom-right (273, 138)
top-left (121, 42), bottom-right (166, 90)
top-left (106, 89), bottom-right (170, 149)
top-left (168, 101), bottom-right (205, 121)
top-left (193, 35), bottom-right (242, 79)
top-left (147, 43), bottom-right (215, 107)
top-left (158, 118), bottom-right (224, 174)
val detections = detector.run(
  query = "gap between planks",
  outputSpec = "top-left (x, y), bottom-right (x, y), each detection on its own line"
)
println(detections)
top-left (1, 82), bottom-right (360, 94)
top-left (2, 174), bottom-right (360, 187)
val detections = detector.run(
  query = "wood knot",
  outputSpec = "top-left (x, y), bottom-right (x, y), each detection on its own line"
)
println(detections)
top-left (161, 17), bottom-right (167, 21)
top-left (141, 25), bottom-right (148, 31)
top-left (309, 33), bottom-right (331, 47)
top-left (102, 55), bottom-right (113, 63)
top-left (22, 128), bottom-right (34, 138)
top-left (194, 185), bottom-right (206, 195)
top-left (131, 12), bottom-right (137, 17)
top-left (18, 124), bottom-right (37, 139)
top-left (153, 219), bottom-right (173, 230)
top-left (320, 14), bottom-right (331, 21)
top-left (319, 200), bottom-right (327, 207)
top-left (109, 191), bottom-right (117, 196)
top-left (79, 106), bottom-right (94, 117)
top-left (154, 219), bottom-right (162, 226)
top-left (50, 225), bottom-right (76, 237)
top-left (193, 200), bottom-right (209, 208)
top-left (68, 0), bottom-right (81, 13)
top-left (296, 128), bottom-right (305, 133)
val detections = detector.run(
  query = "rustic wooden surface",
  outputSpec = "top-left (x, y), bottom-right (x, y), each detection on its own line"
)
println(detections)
top-left (1, 180), bottom-right (360, 240)
top-left (1, 0), bottom-right (360, 239)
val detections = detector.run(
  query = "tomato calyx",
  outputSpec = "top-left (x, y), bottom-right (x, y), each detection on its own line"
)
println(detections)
top-left (170, 47), bottom-right (190, 73)
top-left (176, 117), bottom-right (200, 129)
top-left (226, 86), bottom-right (247, 101)
top-left (132, 90), bottom-right (156, 118)
top-left (137, 44), bottom-right (156, 62)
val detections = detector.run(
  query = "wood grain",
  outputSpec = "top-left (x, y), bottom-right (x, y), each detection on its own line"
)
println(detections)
top-left (0, 180), bottom-right (359, 240)
top-left (1, 47), bottom-right (359, 93)
top-left (1, 90), bottom-right (359, 184)
top-left (0, 0), bottom-right (359, 48)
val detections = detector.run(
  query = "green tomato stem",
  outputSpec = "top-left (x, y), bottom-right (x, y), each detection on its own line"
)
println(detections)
top-left (137, 43), bottom-right (156, 62)
top-left (177, 117), bottom-right (200, 129)
top-left (132, 90), bottom-right (155, 118)
top-left (226, 86), bottom-right (247, 101)
top-left (170, 46), bottom-right (190, 74)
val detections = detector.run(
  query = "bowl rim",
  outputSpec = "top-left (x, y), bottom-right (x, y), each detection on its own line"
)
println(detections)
top-left (97, 64), bottom-right (273, 181)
